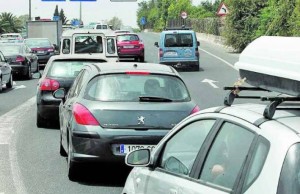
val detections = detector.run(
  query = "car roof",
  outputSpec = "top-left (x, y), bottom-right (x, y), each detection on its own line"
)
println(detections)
top-left (1, 33), bottom-right (21, 35)
top-left (25, 38), bottom-right (50, 40)
top-left (116, 33), bottom-right (138, 36)
top-left (87, 62), bottom-right (179, 76)
top-left (62, 29), bottom-right (115, 37)
top-left (161, 29), bottom-right (195, 34)
top-left (0, 42), bottom-right (24, 46)
top-left (48, 54), bottom-right (109, 62)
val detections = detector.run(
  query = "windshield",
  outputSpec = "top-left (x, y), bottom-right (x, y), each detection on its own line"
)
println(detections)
top-left (0, 44), bottom-right (22, 55)
top-left (277, 143), bottom-right (300, 194)
top-left (85, 74), bottom-right (190, 102)
top-left (25, 39), bottom-right (52, 48)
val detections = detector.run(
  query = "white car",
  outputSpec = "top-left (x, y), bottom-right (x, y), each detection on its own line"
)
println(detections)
top-left (122, 99), bottom-right (300, 194)
top-left (0, 33), bottom-right (23, 43)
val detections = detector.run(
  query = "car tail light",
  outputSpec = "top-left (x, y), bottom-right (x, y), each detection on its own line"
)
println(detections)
top-left (39, 78), bottom-right (60, 91)
top-left (48, 48), bottom-right (54, 52)
top-left (73, 103), bottom-right (100, 126)
top-left (159, 48), bottom-right (163, 57)
top-left (195, 47), bottom-right (199, 57)
top-left (126, 71), bottom-right (150, 75)
top-left (190, 105), bottom-right (200, 115)
top-left (16, 56), bottom-right (25, 62)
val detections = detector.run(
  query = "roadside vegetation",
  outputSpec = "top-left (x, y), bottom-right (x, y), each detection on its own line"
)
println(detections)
top-left (137, 0), bottom-right (300, 52)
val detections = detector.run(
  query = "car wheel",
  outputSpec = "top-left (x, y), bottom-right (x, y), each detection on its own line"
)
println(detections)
top-left (26, 65), bottom-right (32, 80)
top-left (0, 77), bottom-right (2, 92)
top-left (6, 74), bottom-right (13, 88)
top-left (68, 140), bottom-right (79, 181)
top-left (36, 112), bottom-right (47, 128)
top-left (60, 135), bottom-right (67, 157)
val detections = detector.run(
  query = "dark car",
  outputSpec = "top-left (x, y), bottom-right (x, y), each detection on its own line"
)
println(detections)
top-left (24, 38), bottom-right (56, 65)
top-left (117, 33), bottom-right (145, 62)
top-left (0, 43), bottom-right (38, 79)
top-left (0, 51), bottom-right (13, 91)
top-left (36, 55), bottom-right (107, 128)
top-left (53, 62), bottom-right (199, 180)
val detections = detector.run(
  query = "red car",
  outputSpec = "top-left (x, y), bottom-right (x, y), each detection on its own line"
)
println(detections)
top-left (116, 33), bottom-right (145, 62)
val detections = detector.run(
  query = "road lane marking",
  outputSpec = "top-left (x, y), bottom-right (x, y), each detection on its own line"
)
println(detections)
top-left (13, 81), bottom-right (16, 86)
top-left (0, 97), bottom-right (34, 194)
top-left (202, 79), bottom-right (219, 88)
top-left (199, 48), bottom-right (238, 70)
top-left (14, 85), bottom-right (26, 90)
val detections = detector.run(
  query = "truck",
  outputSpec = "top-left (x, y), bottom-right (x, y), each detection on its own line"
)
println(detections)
top-left (26, 20), bottom-right (63, 45)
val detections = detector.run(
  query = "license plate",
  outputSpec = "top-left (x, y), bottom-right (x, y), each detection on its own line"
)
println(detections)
top-left (37, 51), bottom-right (44, 54)
top-left (120, 144), bottom-right (156, 154)
top-left (164, 52), bottom-right (178, 57)
top-left (123, 45), bottom-right (134, 49)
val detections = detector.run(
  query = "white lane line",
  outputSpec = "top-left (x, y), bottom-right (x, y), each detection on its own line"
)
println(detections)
top-left (13, 81), bottom-right (16, 86)
top-left (0, 97), bottom-right (34, 194)
top-left (200, 48), bottom-right (238, 71)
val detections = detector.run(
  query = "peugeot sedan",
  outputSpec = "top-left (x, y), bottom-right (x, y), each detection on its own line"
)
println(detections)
top-left (53, 62), bottom-right (199, 180)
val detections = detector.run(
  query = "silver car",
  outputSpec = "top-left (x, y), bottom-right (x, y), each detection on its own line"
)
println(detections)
top-left (54, 62), bottom-right (199, 181)
top-left (123, 98), bottom-right (300, 194)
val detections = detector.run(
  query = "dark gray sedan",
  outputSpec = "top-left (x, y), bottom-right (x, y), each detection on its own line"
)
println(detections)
top-left (53, 62), bottom-right (199, 181)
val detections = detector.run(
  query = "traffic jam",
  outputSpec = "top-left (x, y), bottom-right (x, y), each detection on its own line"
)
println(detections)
top-left (0, 1), bottom-right (300, 194)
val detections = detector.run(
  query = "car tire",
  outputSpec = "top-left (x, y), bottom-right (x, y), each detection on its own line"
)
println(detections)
top-left (26, 65), bottom-right (32, 80)
top-left (60, 135), bottom-right (67, 157)
top-left (36, 112), bottom-right (47, 128)
top-left (68, 140), bottom-right (79, 181)
top-left (6, 74), bottom-right (13, 88)
top-left (193, 62), bottom-right (200, 72)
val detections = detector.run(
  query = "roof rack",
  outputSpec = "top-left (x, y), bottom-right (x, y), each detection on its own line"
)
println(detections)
top-left (224, 85), bottom-right (300, 119)
top-left (164, 25), bottom-right (192, 31)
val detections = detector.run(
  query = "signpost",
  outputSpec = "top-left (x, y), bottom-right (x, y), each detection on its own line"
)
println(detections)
top-left (140, 17), bottom-right (146, 30)
top-left (181, 11), bottom-right (188, 26)
top-left (217, 2), bottom-right (229, 17)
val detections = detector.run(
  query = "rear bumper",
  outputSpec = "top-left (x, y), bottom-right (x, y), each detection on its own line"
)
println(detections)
top-left (37, 53), bottom-right (54, 64)
top-left (70, 129), bottom-right (168, 164)
top-left (118, 49), bottom-right (144, 58)
top-left (160, 61), bottom-right (199, 69)
top-left (10, 64), bottom-right (28, 75)
top-left (36, 91), bottom-right (61, 120)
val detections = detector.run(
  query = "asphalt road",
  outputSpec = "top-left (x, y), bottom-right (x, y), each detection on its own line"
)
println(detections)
top-left (0, 32), bottom-right (241, 194)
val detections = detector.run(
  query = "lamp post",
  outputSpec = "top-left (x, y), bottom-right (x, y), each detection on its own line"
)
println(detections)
top-left (79, 1), bottom-right (82, 25)
top-left (29, 0), bottom-right (32, 21)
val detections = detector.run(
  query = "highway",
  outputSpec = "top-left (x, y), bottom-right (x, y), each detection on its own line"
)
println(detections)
top-left (0, 32), bottom-right (241, 194)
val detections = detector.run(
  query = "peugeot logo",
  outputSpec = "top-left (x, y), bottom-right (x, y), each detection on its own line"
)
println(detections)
top-left (137, 116), bottom-right (145, 125)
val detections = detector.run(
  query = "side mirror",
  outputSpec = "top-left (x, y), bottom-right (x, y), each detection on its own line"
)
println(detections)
top-left (197, 41), bottom-right (200, 46)
top-left (154, 42), bottom-right (159, 47)
top-left (125, 149), bottom-right (151, 167)
top-left (53, 88), bottom-right (66, 100)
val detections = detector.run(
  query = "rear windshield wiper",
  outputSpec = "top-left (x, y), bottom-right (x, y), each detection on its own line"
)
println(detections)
top-left (139, 96), bottom-right (173, 102)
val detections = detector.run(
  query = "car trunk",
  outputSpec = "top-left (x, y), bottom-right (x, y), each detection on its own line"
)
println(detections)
top-left (83, 101), bottom-right (194, 130)
top-left (31, 47), bottom-right (53, 56)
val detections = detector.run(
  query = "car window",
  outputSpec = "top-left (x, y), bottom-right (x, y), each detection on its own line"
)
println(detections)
top-left (243, 136), bottom-right (270, 192)
top-left (73, 70), bottom-right (89, 97)
top-left (74, 35), bottom-right (103, 54)
top-left (200, 122), bottom-right (255, 190)
top-left (106, 38), bottom-right (116, 54)
top-left (277, 143), bottom-right (300, 194)
top-left (165, 33), bottom-right (193, 47)
top-left (67, 70), bottom-right (84, 99)
top-left (117, 34), bottom-right (139, 42)
top-left (25, 39), bottom-right (51, 48)
top-left (47, 61), bottom-right (95, 78)
top-left (84, 74), bottom-right (190, 102)
top-left (62, 39), bottom-right (71, 54)
top-left (159, 120), bottom-right (216, 176)
top-left (0, 45), bottom-right (21, 55)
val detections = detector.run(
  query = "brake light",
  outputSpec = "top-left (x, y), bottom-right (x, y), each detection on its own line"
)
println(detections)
top-left (159, 48), bottom-right (163, 57)
top-left (40, 78), bottom-right (60, 91)
top-left (16, 56), bottom-right (25, 62)
top-left (48, 48), bottom-right (54, 52)
top-left (195, 47), bottom-right (199, 57)
top-left (190, 105), bottom-right (200, 115)
top-left (126, 71), bottom-right (150, 75)
top-left (73, 103), bottom-right (99, 126)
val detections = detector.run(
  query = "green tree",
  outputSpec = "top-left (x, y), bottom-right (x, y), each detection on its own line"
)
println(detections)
top-left (223, 0), bottom-right (267, 52)
top-left (0, 12), bottom-right (23, 33)
top-left (59, 9), bottom-right (68, 24)
top-left (288, 0), bottom-right (300, 36)
top-left (54, 5), bottom-right (59, 17)
top-left (108, 16), bottom-right (123, 30)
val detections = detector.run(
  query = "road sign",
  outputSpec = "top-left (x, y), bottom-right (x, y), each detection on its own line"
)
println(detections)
top-left (181, 11), bottom-right (188, 19)
top-left (71, 19), bottom-right (80, 26)
top-left (217, 2), bottom-right (229, 16)
top-left (41, 0), bottom-right (66, 1)
top-left (53, 16), bottom-right (60, 21)
top-left (69, 0), bottom-right (96, 1)
top-left (140, 17), bottom-right (146, 26)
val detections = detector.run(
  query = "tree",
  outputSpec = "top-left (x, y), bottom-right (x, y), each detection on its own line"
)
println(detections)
top-left (54, 5), bottom-right (59, 17)
top-left (0, 12), bottom-right (23, 33)
top-left (108, 16), bottom-right (123, 30)
top-left (59, 9), bottom-right (68, 25)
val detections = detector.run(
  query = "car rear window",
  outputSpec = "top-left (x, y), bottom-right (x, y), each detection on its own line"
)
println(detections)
top-left (74, 35), bottom-right (103, 54)
top-left (96, 25), bottom-right (108, 29)
top-left (25, 39), bottom-right (52, 48)
top-left (84, 74), bottom-right (190, 102)
top-left (277, 143), bottom-right (300, 194)
top-left (0, 45), bottom-right (22, 55)
top-left (165, 33), bottom-right (193, 47)
top-left (47, 60), bottom-right (102, 78)
top-left (117, 34), bottom-right (139, 42)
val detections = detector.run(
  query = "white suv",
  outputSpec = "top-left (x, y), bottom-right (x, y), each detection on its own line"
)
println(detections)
top-left (122, 90), bottom-right (300, 194)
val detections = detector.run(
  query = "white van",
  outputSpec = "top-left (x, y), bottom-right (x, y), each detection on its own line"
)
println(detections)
top-left (59, 29), bottom-right (118, 62)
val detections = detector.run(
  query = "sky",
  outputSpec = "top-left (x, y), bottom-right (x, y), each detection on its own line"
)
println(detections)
top-left (0, 0), bottom-right (212, 28)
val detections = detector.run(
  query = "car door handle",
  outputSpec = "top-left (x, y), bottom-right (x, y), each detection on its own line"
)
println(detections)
top-left (169, 189), bottom-right (178, 194)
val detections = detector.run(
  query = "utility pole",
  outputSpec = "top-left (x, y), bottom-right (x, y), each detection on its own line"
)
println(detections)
top-left (29, 0), bottom-right (32, 21)
top-left (79, 1), bottom-right (82, 25)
